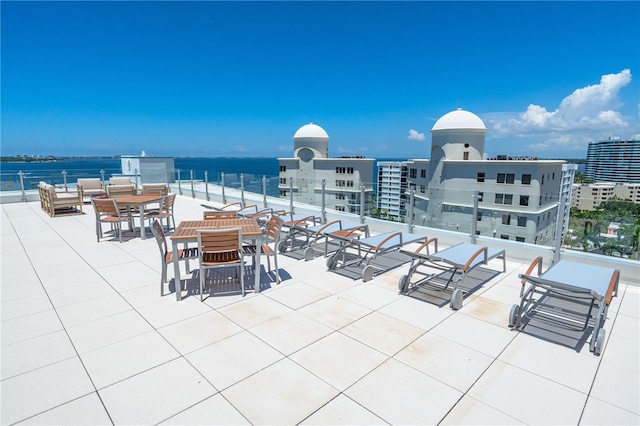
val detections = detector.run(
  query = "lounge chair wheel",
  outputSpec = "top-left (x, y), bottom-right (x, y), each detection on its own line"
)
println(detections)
top-left (450, 289), bottom-right (463, 310)
top-left (362, 265), bottom-right (374, 282)
top-left (303, 247), bottom-right (315, 261)
top-left (326, 254), bottom-right (337, 270)
top-left (278, 240), bottom-right (288, 253)
top-left (509, 304), bottom-right (520, 328)
top-left (398, 274), bottom-right (409, 293)
top-left (595, 328), bottom-right (605, 355)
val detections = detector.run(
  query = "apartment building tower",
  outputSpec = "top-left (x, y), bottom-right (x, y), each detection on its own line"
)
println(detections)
top-left (585, 138), bottom-right (640, 183)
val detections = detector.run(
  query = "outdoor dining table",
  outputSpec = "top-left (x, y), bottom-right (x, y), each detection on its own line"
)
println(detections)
top-left (112, 194), bottom-right (164, 240)
top-left (170, 218), bottom-right (263, 301)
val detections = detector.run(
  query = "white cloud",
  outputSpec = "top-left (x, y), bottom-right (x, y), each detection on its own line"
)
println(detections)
top-left (485, 69), bottom-right (634, 152)
top-left (408, 129), bottom-right (426, 141)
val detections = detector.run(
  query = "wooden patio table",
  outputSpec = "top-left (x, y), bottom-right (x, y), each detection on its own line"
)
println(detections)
top-left (112, 194), bottom-right (163, 240)
top-left (171, 218), bottom-right (263, 301)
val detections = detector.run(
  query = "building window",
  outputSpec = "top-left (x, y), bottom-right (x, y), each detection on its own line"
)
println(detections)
top-left (516, 237), bottom-right (525, 242)
top-left (500, 234), bottom-right (510, 240)
top-left (346, 180), bottom-right (354, 187)
top-left (335, 206), bottom-right (345, 212)
top-left (336, 167), bottom-right (344, 174)
top-left (475, 230), bottom-right (481, 236)
top-left (336, 180), bottom-right (345, 187)
top-left (279, 178), bottom-right (287, 185)
top-left (463, 152), bottom-right (469, 160)
top-left (520, 195), bottom-right (529, 206)
top-left (476, 212), bottom-right (482, 221)
top-left (517, 216), bottom-right (527, 227)
top-left (522, 174), bottom-right (531, 185)
top-left (541, 175), bottom-right (545, 185)
top-left (552, 172), bottom-right (555, 179)
top-left (335, 193), bottom-right (345, 200)
top-left (498, 173), bottom-right (515, 184)
top-left (280, 190), bottom-right (287, 197)
top-left (421, 169), bottom-right (426, 178)
top-left (477, 172), bottom-right (485, 183)
top-left (495, 194), bottom-right (513, 205)
top-left (410, 168), bottom-right (417, 179)
top-left (419, 185), bottom-right (426, 194)
top-left (478, 192), bottom-right (484, 202)
top-left (538, 196), bottom-right (542, 206)
top-left (280, 165), bottom-right (287, 172)
top-left (502, 214), bottom-right (511, 225)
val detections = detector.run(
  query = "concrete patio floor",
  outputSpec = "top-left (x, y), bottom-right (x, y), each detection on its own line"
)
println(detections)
top-left (1, 196), bottom-right (638, 425)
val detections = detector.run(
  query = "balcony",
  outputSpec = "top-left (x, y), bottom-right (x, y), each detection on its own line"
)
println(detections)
top-left (1, 171), bottom-right (639, 424)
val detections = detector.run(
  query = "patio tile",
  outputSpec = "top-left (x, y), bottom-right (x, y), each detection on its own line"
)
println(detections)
top-left (1, 330), bottom-right (76, 379)
top-left (338, 283), bottom-right (402, 310)
top-left (290, 332), bottom-right (388, 391)
top-left (221, 358), bottom-right (339, 425)
top-left (265, 281), bottom-right (331, 309)
top-left (302, 271), bottom-right (361, 294)
top-left (611, 312), bottom-right (640, 341)
top-left (119, 282), bottom-right (168, 308)
top-left (298, 295), bottom-right (372, 330)
top-left (378, 296), bottom-right (453, 332)
top-left (0, 357), bottom-right (94, 425)
top-left (81, 331), bottom-right (180, 389)
top-left (158, 310), bottom-right (243, 355)
top-left (457, 293), bottom-right (513, 327)
top-left (602, 333), bottom-right (639, 371)
top-left (431, 312), bottom-right (516, 357)
top-left (1, 292), bottom-right (53, 321)
top-left (497, 331), bottom-right (601, 392)
top-left (590, 357), bottom-right (640, 414)
top-left (216, 294), bottom-right (292, 329)
top-left (249, 310), bottom-right (334, 355)
top-left (55, 293), bottom-right (133, 328)
top-left (344, 358), bottom-right (462, 425)
top-left (160, 393), bottom-right (250, 425)
top-left (580, 396), bottom-right (640, 425)
top-left (17, 392), bottom-right (112, 425)
top-left (1, 309), bottom-right (64, 346)
top-left (46, 279), bottom-right (116, 308)
top-left (618, 286), bottom-right (639, 318)
top-left (99, 358), bottom-right (216, 425)
top-left (395, 333), bottom-right (494, 392)
top-left (136, 295), bottom-right (213, 329)
top-left (0, 280), bottom-right (46, 302)
top-left (186, 331), bottom-right (284, 391)
top-left (440, 395), bottom-right (525, 425)
top-left (300, 394), bottom-right (387, 425)
top-left (66, 309), bottom-right (154, 354)
top-left (340, 311), bottom-right (424, 356)
top-left (467, 360), bottom-right (588, 424)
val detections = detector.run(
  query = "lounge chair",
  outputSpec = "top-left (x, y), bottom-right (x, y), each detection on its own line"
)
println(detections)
top-left (398, 242), bottom-right (506, 310)
top-left (39, 183), bottom-right (83, 217)
top-left (77, 178), bottom-right (106, 202)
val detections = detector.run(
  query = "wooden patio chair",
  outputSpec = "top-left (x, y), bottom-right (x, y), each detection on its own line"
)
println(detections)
top-left (197, 228), bottom-right (245, 301)
top-left (150, 219), bottom-right (198, 296)
top-left (92, 198), bottom-right (133, 243)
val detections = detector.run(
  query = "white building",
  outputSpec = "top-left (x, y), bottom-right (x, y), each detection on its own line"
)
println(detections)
top-left (585, 138), bottom-right (640, 183)
top-left (572, 182), bottom-right (640, 211)
top-left (278, 123), bottom-right (375, 214)
top-left (400, 109), bottom-right (567, 245)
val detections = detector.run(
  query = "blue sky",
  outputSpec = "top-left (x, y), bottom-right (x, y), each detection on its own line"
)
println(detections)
top-left (2, 1), bottom-right (639, 159)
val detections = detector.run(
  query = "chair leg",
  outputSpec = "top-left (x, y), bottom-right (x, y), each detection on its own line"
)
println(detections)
top-left (240, 263), bottom-right (244, 296)
top-left (200, 268), bottom-right (205, 301)
top-left (274, 255), bottom-right (280, 284)
top-left (161, 262), bottom-right (167, 296)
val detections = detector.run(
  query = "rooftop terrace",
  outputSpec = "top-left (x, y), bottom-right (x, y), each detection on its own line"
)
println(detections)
top-left (1, 192), bottom-right (638, 425)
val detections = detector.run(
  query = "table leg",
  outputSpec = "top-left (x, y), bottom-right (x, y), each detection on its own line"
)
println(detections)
top-left (139, 203), bottom-right (146, 239)
top-left (254, 235), bottom-right (262, 293)
top-left (173, 239), bottom-right (183, 301)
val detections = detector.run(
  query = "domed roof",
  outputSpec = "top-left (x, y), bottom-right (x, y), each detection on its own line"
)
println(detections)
top-left (431, 108), bottom-right (486, 131)
top-left (293, 122), bottom-right (329, 139)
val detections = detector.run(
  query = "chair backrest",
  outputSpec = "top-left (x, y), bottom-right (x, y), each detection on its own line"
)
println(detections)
top-left (142, 183), bottom-right (169, 195)
top-left (109, 177), bottom-right (133, 186)
top-left (107, 184), bottom-right (136, 196)
top-left (150, 219), bottom-right (168, 256)
top-left (92, 198), bottom-right (119, 217)
top-left (203, 210), bottom-right (238, 220)
top-left (197, 228), bottom-right (242, 260)
top-left (77, 178), bottom-right (103, 190)
top-left (237, 205), bottom-right (258, 216)
top-left (266, 215), bottom-right (284, 243)
top-left (140, 190), bottom-right (162, 196)
top-left (162, 193), bottom-right (176, 210)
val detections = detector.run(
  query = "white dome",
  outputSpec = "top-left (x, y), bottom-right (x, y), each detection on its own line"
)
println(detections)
top-left (431, 109), bottom-right (486, 131)
top-left (293, 123), bottom-right (329, 139)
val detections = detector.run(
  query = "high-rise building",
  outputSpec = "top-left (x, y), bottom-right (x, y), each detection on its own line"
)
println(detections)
top-left (278, 123), bottom-right (375, 215)
top-left (585, 139), bottom-right (640, 183)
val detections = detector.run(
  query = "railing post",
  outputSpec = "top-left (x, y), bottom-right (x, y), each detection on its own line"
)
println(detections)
top-left (321, 178), bottom-right (326, 224)
top-left (177, 169), bottom-right (182, 195)
top-left (240, 174), bottom-right (245, 207)
top-left (18, 171), bottom-right (26, 202)
top-left (204, 171), bottom-right (210, 201)
top-left (221, 172), bottom-right (226, 204)
top-left (100, 169), bottom-right (105, 187)
top-left (190, 170), bottom-right (195, 198)
top-left (359, 185), bottom-right (365, 224)
top-left (471, 190), bottom-right (479, 244)
top-left (62, 170), bottom-right (68, 191)
top-left (134, 168), bottom-right (140, 188)
top-left (552, 197), bottom-right (566, 264)
top-left (408, 187), bottom-right (415, 233)
top-left (289, 178), bottom-right (294, 214)
top-left (262, 175), bottom-right (267, 208)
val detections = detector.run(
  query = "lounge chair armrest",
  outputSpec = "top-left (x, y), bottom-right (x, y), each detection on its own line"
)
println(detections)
top-left (374, 232), bottom-right (401, 252)
top-left (343, 225), bottom-right (369, 239)
top-left (463, 246), bottom-right (488, 272)
top-left (605, 269), bottom-right (620, 305)
top-left (415, 238), bottom-right (438, 255)
top-left (316, 220), bottom-right (341, 235)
